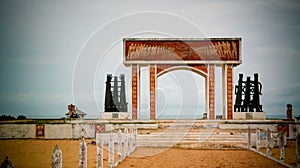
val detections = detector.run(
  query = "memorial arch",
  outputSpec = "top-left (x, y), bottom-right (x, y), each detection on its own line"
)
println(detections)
top-left (156, 65), bottom-right (207, 119)
top-left (123, 38), bottom-right (242, 120)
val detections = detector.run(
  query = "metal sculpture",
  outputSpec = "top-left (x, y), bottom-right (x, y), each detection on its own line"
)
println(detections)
top-left (234, 73), bottom-right (263, 112)
top-left (104, 74), bottom-right (128, 112)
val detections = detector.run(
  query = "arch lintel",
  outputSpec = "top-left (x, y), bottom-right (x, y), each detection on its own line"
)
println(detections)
top-left (156, 64), bottom-right (208, 79)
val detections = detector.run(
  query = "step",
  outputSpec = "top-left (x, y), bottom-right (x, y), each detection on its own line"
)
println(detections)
top-left (137, 138), bottom-right (247, 142)
top-left (135, 131), bottom-right (247, 149)
top-left (137, 142), bottom-right (247, 149)
top-left (137, 135), bottom-right (246, 140)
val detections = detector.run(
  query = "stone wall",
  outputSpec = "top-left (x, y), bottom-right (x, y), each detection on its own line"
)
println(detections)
top-left (0, 123), bottom-right (158, 139)
top-left (0, 124), bottom-right (36, 139)
top-left (0, 124), bottom-right (98, 139)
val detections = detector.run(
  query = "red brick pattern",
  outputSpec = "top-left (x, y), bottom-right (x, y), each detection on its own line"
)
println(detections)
top-left (132, 65), bottom-right (139, 119)
top-left (150, 65), bottom-right (156, 120)
top-left (189, 64), bottom-right (208, 74)
top-left (227, 66), bottom-right (233, 119)
top-left (156, 65), bottom-right (174, 75)
top-left (209, 65), bottom-right (215, 119)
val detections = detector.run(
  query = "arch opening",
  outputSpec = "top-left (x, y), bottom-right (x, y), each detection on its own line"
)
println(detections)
top-left (157, 67), bottom-right (206, 119)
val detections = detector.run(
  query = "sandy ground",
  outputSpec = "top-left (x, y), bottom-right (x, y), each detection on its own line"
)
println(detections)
top-left (0, 139), bottom-right (296, 168)
top-left (119, 148), bottom-right (286, 168)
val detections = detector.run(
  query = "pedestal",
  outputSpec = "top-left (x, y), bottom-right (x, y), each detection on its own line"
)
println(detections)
top-left (233, 112), bottom-right (266, 120)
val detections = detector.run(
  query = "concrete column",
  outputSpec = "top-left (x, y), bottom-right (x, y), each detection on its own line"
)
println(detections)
top-left (131, 65), bottom-right (140, 119)
top-left (208, 65), bottom-right (215, 119)
top-left (222, 65), bottom-right (228, 119)
top-left (227, 65), bottom-right (233, 119)
top-left (149, 65), bottom-right (156, 120)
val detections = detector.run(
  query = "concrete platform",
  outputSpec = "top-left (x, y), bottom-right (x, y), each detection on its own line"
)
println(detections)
top-left (233, 112), bottom-right (266, 120)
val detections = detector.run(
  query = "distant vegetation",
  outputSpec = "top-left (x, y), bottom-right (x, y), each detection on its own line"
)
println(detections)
top-left (0, 115), bottom-right (27, 121)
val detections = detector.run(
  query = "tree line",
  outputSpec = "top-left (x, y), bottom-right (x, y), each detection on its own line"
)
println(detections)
top-left (0, 115), bottom-right (27, 121)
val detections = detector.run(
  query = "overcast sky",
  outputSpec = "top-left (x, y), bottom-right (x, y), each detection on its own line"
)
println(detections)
top-left (0, 0), bottom-right (299, 118)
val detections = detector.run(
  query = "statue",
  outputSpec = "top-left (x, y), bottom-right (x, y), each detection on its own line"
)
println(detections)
top-left (104, 74), bottom-right (128, 112)
top-left (234, 73), bottom-right (263, 112)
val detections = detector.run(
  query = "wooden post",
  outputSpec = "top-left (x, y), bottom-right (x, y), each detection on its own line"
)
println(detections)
top-left (256, 128), bottom-right (261, 151)
top-left (117, 129), bottom-right (122, 161)
top-left (124, 128), bottom-right (129, 156)
top-left (79, 138), bottom-right (87, 168)
top-left (266, 129), bottom-right (272, 157)
top-left (52, 144), bottom-right (62, 168)
top-left (96, 133), bottom-right (103, 168)
top-left (248, 126), bottom-right (251, 149)
top-left (109, 133), bottom-right (115, 167)
top-left (279, 132), bottom-right (285, 161)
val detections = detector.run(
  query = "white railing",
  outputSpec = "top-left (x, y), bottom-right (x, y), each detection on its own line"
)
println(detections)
top-left (247, 126), bottom-right (294, 167)
top-left (51, 127), bottom-right (137, 168)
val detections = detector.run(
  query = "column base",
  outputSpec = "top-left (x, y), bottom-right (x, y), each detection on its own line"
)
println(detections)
top-left (233, 112), bottom-right (266, 120)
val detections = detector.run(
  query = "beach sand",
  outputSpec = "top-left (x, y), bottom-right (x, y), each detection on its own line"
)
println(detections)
top-left (0, 139), bottom-right (295, 168)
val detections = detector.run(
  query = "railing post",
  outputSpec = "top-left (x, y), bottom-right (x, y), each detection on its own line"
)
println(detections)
top-left (109, 132), bottom-right (115, 168)
top-left (117, 129), bottom-right (123, 161)
top-left (52, 144), bottom-right (62, 168)
top-left (266, 129), bottom-right (272, 157)
top-left (124, 128), bottom-right (129, 156)
top-left (129, 128), bottom-right (134, 153)
top-left (256, 128), bottom-right (261, 151)
top-left (96, 133), bottom-right (103, 168)
top-left (279, 132), bottom-right (285, 161)
top-left (134, 127), bottom-right (137, 149)
top-left (248, 126), bottom-right (251, 149)
top-left (79, 138), bottom-right (87, 168)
